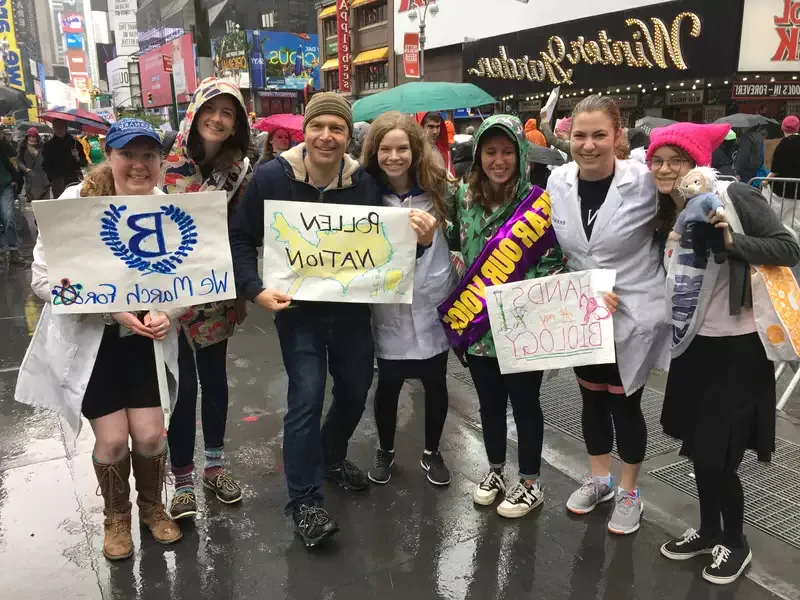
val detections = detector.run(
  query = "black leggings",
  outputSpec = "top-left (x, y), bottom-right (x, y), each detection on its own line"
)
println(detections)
top-left (373, 352), bottom-right (449, 452)
top-left (575, 365), bottom-right (647, 465)
top-left (167, 331), bottom-right (230, 469)
top-left (695, 461), bottom-right (746, 548)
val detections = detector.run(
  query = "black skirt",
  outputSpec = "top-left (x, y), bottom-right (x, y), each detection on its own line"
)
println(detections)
top-left (376, 351), bottom-right (449, 381)
top-left (81, 324), bottom-right (161, 420)
top-left (661, 332), bottom-right (776, 470)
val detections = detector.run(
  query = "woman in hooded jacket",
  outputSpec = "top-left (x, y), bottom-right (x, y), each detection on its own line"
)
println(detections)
top-left (161, 77), bottom-right (252, 520)
top-left (449, 115), bottom-right (563, 518)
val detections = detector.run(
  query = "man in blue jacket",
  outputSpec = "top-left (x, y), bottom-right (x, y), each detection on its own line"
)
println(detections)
top-left (230, 93), bottom-right (435, 547)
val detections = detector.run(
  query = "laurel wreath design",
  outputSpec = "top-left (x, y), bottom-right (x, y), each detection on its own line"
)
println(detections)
top-left (100, 203), bottom-right (198, 275)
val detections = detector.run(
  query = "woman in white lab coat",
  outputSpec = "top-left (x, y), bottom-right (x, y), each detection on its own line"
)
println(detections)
top-left (547, 95), bottom-right (669, 536)
top-left (15, 119), bottom-right (183, 561)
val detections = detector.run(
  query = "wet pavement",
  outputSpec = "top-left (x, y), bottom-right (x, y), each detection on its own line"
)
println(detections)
top-left (0, 219), bottom-right (797, 600)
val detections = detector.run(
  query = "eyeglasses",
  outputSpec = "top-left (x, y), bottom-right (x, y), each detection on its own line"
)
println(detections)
top-left (648, 157), bottom-right (688, 170)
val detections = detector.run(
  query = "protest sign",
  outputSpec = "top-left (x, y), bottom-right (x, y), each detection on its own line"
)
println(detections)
top-left (262, 200), bottom-right (417, 303)
top-left (487, 269), bottom-right (616, 374)
top-left (33, 191), bottom-right (235, 314)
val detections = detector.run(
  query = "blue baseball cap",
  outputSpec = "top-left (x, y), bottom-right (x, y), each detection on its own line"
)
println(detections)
top-left (105, 119), bottom-right (161, 150)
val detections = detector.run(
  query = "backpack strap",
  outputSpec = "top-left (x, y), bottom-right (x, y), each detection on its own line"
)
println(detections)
top-left (161, 130), bottom-right (179, 157)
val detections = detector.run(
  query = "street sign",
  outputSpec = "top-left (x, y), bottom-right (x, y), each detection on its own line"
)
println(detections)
top-left (162, 55), bottom-right (173, 74)
top-left (403, 33), bottom-right (420, 79)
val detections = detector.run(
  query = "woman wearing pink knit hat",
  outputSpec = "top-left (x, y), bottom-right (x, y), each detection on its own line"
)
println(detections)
top-left (648, 123), bottom-right (800, 585)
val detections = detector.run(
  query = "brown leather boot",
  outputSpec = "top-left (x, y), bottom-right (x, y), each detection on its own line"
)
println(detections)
top-left (93, 454), bottom-right (134, 561)
top-left (131, 448), bottom-right (183, 545)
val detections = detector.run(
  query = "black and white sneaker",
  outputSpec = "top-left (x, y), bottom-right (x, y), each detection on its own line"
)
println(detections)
top-left (420, 451), bottom-right (451, 486)
top-left (702, 542), bottom-right (753, 585)
top-left (473, 470), bottom-right (506, 506)
top-left (368, 449), bottom-right (395, 484)
top-left (292, 504), bottom-right (340, 547)
top-left (496, 479), bottom-right (544, 518)
top-left (660, 528), bottom-right (718, 561)
top-left (325, 459), bottom-right (369, 491)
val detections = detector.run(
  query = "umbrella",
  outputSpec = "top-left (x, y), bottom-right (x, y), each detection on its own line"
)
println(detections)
top-left (714, 113), bottom-right (779, 128)
top-left (528, 145), bottom-right (566, 167)
top-left (0, 86), bottom-right (31, 115)
top-left (634, 117), bottom-right (676, 134)
top-left (253, 114), bottom-right (304, 142)
top-left (40, 107), bottom-right (111, 134)
top-left (16, 121), bottom-right (53, 134)
top-left (352, 82), bottom-right (496, 123)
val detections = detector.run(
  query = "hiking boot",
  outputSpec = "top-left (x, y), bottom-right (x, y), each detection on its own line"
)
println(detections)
top-left (202, 471), bottom-right (243, 504)
top-left (702, 541), bottom-right (753, 585)
top-left (497, 479), bottom-right (545, 518)
top-left (607, 489), bottom-right (644, 535)
top-left (8, 250), bottom-right (24, 265)
top-left (292, 504), bottom-right (340, 547)
top-left (566, 475), bottom-right (615, 515)
top-left (473, 470), bottom-right (506, 506)
top-left (661, 528), bottom-right (718, 561)
top-left (325, 459), bottom-right (369, 491)
top-left (93, 454), bottom-right (134, 561)
top-left (131, 449), bottom-right (182, 545)
top-left (169, 489), bottom-right (198, 520)
top-left (368, 449), bottom-right (395, 484)
top-left (420, 451), bottom-right (451, 486)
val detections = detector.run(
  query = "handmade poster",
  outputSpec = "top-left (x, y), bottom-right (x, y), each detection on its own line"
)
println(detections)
top-left (262, 200), bottom-right (417, 303)
top-left (33, 191), bottom-right (235, 314)
top-left (486, 269), bottom-right (617, 374)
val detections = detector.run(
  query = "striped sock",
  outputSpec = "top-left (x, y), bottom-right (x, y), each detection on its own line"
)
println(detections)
top-left (172, 464), bottom-right (195, 495)
top-left (204, 447), bottom-right (224, 478)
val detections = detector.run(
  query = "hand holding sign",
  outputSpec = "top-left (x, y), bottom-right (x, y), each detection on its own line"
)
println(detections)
top-left (254, 288), bottom-right (293, 312)
top-left (113, 311), bottom-right (159, 339)
top-left (409, 208), bottom-right (437, 246)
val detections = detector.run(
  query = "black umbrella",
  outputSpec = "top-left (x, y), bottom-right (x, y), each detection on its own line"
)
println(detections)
top-left (0, 86), bottom-right (31, 115)
top-left (714, 113), bottom-right (779, 128)
top-left (528, 145), bottom-right (566, 166)
top-left (635, 117), bottom-right (676, 134)
top-left (16, 121), bottom-right (53, 134)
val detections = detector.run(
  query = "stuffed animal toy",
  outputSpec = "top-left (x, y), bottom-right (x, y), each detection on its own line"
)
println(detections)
top-left (670, 167), bottom-right (727, 263)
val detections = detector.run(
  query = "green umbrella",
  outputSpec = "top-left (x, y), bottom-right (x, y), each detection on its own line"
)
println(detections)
top-left (351, 82), bottom-right (496, 123)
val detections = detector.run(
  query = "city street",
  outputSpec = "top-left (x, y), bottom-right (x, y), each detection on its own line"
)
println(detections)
top-left (1, 213), bottom-right (799, 600)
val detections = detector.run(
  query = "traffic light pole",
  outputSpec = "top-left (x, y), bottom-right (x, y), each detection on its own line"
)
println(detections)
top-left (169, 73), bottom-right (179, 131)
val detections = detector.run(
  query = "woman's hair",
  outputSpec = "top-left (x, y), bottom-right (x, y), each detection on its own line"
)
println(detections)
top-left (360, 111), bottom-right (454, 225)
top-left (186, 97), bottom-right (249, 171)
top-left (467, 128), bottom-right (519, 210)
top-left (570, 95), bottom-right (626, 157)
top-left (80, 162), bottom-right (116, 197)
top-left (653, 144), bottom-right (696, 245)
top-left (615, 133), bottom-right (630, 160)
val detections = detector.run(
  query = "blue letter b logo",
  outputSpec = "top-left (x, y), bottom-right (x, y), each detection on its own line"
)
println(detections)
top-left (127, 213), bottom-right (168, 258)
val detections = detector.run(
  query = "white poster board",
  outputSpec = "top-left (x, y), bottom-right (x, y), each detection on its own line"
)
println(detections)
top-left (262, 200), bottom-right (417, 303)
top-left (33, 191), bottom-right (235, 314)
top-left (487, 269), bottom-right (617, 374)
top-left (541, 86), bottom-right (561, 122)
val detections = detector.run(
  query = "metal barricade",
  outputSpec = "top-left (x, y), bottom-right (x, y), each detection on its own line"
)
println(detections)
top-left (748, 177), bottom-right (800, 411)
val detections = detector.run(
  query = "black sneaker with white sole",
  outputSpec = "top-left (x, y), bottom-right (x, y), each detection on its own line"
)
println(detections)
top-left (325, 459), bottom-right (369, 491)
top-left (702, 541), bottom-right (753, 585)
top-left (368, 449), bottom-right (395, 484)
top-left (420, 451), bottom-right (451, 486)
top-left (292, 504), bottom-right (340, 547)
top-left (660, 528), bottom-right (718, 561)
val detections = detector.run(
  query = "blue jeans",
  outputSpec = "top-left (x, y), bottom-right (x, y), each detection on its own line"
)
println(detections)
top-left (0, 186), bottom-right (17, 250)
top-left (274, 304), bottom-right (374, 511)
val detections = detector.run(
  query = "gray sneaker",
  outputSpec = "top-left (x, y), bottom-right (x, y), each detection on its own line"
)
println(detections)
top-left (608, 489), bottom-right (644, 535)
top-left (566, 476), bottom-right (615, 515)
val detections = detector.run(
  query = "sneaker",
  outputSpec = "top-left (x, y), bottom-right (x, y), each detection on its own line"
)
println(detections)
top-left (660, 528), bottom-right (718, 561)
top-left (566, 476), bottom-right (615, 515)
top-left (473, 470), bottom-right (506, 506)
top-left (325, 459), bottom-right (369, 491)
top-left (420, 451), bottom-right (451, 486)
top-left (368, 449), bottom-right (395, 484)
top-left (8, 250), bottom-right (24, 265)
top-left (201, 472), bottom-right (243, 504)
top-left (292, 504), bottom-right (340, 547)
top-left (702, 542), bottom-right (752, 585)
top-left (607, 489), bottom-right (644, 535)
top-left (169, 489), bottom-right (198, 520)
top-left (497, 479), bottom-right (545, 518)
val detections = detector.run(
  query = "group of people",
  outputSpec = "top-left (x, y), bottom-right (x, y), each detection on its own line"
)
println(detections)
top-left (14, 77), bottom-right (800, 589)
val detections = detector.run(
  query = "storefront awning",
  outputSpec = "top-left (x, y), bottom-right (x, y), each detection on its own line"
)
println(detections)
top-left (321, 58), bottom-right (339, 71)
top-left (352, 47), bottom-right (389, 66)
top-left (319, 4), bottom-right (337, 18)
top-left (351, 0), bottom-right (378, 7)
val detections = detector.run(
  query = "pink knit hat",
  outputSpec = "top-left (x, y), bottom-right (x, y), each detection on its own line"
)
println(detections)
top-left (554, 117), bottom-right (571, 134)
top-left (782, 115), bottom-right (799, 134)
top-left (646, 122), bottom-right (731, 167)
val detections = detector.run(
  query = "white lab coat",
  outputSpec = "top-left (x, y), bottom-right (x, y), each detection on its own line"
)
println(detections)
top-left (14, 184), bottom-right (180, 437)
top-left (547, 159), bottom-right (670, 394)
top-left (371, 191), bottom-right (458, 360)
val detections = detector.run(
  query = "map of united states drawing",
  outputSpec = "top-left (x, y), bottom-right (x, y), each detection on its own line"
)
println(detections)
top-left (270, 212), bottom-right (406, 296)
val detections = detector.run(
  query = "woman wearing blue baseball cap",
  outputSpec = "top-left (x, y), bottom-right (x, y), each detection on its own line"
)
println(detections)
top-left (16, 118), bottom-right (184, 561)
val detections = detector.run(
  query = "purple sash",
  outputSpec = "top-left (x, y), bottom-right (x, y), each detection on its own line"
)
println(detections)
top-left (438, 186), bottom-right (557, 352)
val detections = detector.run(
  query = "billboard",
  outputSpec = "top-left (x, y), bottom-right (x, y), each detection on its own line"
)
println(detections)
top-left (108, 0), bottom-right (139, 56)
top-left (0, 0), bottom-right (25, 92)
top-left (61, 12), bottom-right (84, 34)
top-left (140, 36), bottom-right (199, 107)
top-left (170, 33), bottom-right (198, 98)
top-left (247, 31), bottom-right (320, 90)
top-left (739, 0), bottom-right (800, 72)
top-left (65, 33), bottom-right (84, 49)
top-left (108, 56), bottom-right (133, 108)
top-left (212, 30), bottom-right (250, 89)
